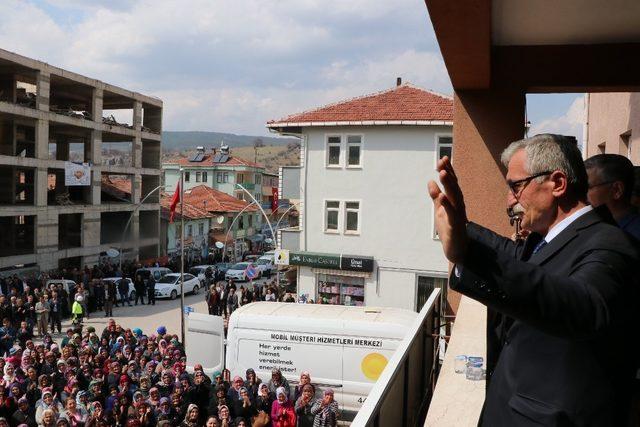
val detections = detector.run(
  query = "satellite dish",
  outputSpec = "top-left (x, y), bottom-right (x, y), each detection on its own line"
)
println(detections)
top-left (215, 242), bottom-right (225, 249)
top-left (216, 216), bottom-right (225, 224)
top-left (106, 248), bottom-right (119, 258)
top-left (265, 238), bottom-right (273, 244)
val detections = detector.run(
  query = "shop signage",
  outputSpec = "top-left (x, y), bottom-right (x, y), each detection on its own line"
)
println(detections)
top-left (285, 251), bottom-right (374, 272)
top-left (289, 251), bottom-right (340, 269)
top-left (340, 254), bottom-right (374, 272)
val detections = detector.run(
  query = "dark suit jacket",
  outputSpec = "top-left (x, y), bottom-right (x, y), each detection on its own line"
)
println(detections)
top-left (451, 208), bottom-right (639, 426)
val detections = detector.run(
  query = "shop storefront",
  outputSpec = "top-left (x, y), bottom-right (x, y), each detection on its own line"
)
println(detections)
top-left (276, 250), bottom-right (374, 306)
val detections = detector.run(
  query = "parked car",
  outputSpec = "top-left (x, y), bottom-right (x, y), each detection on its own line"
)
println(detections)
top-left (214, 263), bottom-right (233, 281)
top-left (189, 265), bottom-right (217, 284)
top-left (134, 267), bottom-right (172, 282)
top-left (255, 255), bottom-right (274, 277)
top-left (225, 262), bottom-right (262, 282)
top-left (102, 277), bottom-right (136, 301)
top-left (155, 273), bottom-right (200, 300)
top-left (243, 254), bottom-right (261, 263)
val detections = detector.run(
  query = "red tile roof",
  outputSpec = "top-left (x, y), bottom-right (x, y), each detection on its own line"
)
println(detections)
top-left (101, 176), bottom-right (132, 199)
top-left (183, 185), bottom-right (258, 213)
top-left (267, 83), bottom-right (453, 127)
top-left (160, 193), bottom-right (213, 221)
top-left (164, 154), bottom-right (263, 168)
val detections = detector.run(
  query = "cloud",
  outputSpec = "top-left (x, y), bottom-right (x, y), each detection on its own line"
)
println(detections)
top-left (1, 0), bottom-right (446, 135)
top-left (529, 97), bottom-right (585, 141)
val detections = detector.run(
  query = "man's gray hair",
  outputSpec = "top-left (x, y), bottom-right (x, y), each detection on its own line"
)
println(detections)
top-left (501, 134), bottom-right (588, 198)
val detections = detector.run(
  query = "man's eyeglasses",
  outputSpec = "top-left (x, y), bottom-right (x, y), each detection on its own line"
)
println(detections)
top-left (507, 171), bottom-right (552, 197)
top-left (588, 180), bottom-right (615, 190)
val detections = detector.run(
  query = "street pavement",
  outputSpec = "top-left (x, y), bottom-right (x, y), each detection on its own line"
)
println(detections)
top-left (59, 276), bottom-right (272, 336)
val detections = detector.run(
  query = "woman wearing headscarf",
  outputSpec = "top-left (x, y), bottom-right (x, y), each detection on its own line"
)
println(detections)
top-left (232, 387), bottom-right (257, 425)
top-left (294, 384), bottom-right (316, 427)
top-left (254, 383), bottom-right (273, 414)
top-left (270, 387), bottom-right (295, 427)
top-left (267, 369), bottom-right (289, 400)
top-left (180, 403), bottom-right (200, 427)
top-left (11, 396), bottom-right (36, 427)
top-left (293, 372), bottom-right (312, 403)
top-left (35, 389), bottom-right (62, 426)
top-left (155, 397), bottom-right (174, 423)
top-left (84, 401), bottom-right (106, 427)
top-left (60, 397), bottom-right (88, 427)
top-left (310, 390), bottom-right (339, 427)
top-left (2, 364), bottom-right (17, 388)
top-left (244, 369), bottom-right (260, 399)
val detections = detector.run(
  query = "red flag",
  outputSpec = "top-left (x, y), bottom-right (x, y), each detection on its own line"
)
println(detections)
top-left (169, 181), bottom-right (181, 223)
top-left (271, 187), bottom-right (278, 211)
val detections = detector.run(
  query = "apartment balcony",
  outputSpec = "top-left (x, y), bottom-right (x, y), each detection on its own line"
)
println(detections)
top-left (239, 182), bottom-right (255, 191)
top-left (352, 289), bottom-right (442, 426)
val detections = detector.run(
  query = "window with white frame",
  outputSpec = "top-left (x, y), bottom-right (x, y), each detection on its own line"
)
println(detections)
top-left (202, 172), bottom-right (208, 182)
top-left (347, 135), bottom-right (362, 167)
top-left (237, 173), bottom-right (244, 184)
top-left (184, 171), bottom-right (190, 182)
top-left (187, 224), bottom-right (193, 237)
top-left (195, 171), bottom-right (202, 182)
top-left (198, 223), bottom-right (204, 236)
top-left (437, 136), bottom-right (453, 160)
top-left (239, 216), bottom-right (244, 229)
top-left (216, 172), bottom-right (228, 183)
top-left (255, 174), bottom-right (262, 185)
top-left (326, 136), bottom-right (341, 167)
top-left (248, 215), bottom-right (253, 227)
top-left (325, 201), bottom-right (340, 232)
top-left (344, 201), bottom-right (360, 234)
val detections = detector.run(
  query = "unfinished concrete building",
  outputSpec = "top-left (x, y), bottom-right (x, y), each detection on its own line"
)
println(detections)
top-left (0, 48), bottom-right (162, 274)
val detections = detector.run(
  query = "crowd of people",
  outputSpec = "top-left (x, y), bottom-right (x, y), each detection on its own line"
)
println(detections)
top-left (0, 315), bottom-right (339, 427)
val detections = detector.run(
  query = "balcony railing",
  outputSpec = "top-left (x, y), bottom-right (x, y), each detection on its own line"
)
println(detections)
top-left (352, 288), bottom-right (441, 426)
top-left (240, 183), bottom-right (255, 190)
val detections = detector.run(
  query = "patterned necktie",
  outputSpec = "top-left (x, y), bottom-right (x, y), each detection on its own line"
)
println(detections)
top-left (532, 239), bottom-right (547, 254)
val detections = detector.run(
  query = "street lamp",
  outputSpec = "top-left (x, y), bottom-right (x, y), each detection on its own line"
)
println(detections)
top-left (220, 200), bottom-right (258, 263)
top-left (118, 184), bottom-right (166, 273)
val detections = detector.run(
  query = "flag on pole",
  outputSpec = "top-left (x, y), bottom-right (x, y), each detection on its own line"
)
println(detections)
top-left (169, 181), bottom-right (181, 223)
top-left (271, 187), bottom-right (279, 211)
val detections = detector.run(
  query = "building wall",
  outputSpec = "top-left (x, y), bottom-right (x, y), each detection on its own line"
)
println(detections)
top-left (0, 48), bottom-right (162, 272)
top-left (166, 218), bottom-right (210, 254)
top-left (587, 92), bottom-right (640, 163)
top-left (297, 125), bottom-right (451, 309)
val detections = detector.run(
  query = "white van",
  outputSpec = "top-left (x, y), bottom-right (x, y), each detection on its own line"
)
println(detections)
top-left (186, 302), bottom-right (416, 420)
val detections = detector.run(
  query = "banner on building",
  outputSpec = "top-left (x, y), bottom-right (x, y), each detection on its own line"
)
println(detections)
top-left (64, 162), bottom-right (91, 186)
top-left (272, 187), bottom-right (279, 211)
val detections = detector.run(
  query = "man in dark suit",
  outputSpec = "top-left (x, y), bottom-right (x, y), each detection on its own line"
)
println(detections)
top-left (428, 134), bottom-right (639, 426)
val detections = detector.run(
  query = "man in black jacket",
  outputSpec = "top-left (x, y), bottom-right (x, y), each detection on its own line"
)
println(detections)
top-left (428, 134), bottom-right (639, 426)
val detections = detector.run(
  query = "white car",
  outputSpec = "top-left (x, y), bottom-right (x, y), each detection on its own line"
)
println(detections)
top-left (155, 273), bottom-right (200, 300)
top-left (189, 265), bottom-right (217, 284)
top-left (255, 256), bottom-right (274, 277)
top-left (102, 278), bottom-right (137, 301)
top-left (225, 262), bottom-right (262, 282)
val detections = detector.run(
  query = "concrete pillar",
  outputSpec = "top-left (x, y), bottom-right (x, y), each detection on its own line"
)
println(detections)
top-left (448, 89), bottom-right (525, 311)
top-left (36, 71), bottom-right (50, 112)
top-left (36, 211), bottom-right (58, 254)
top-left (35, 120), bottom-right (48, 160)
top-left (36, 167), bottom-right (48, 207)
top-left (82, 210), bottom-right (101, 249)
top-left (88, 130), bottom-right (102, 205)
top-left (132, 174), bottom-right (141, 204)
top-left (92, 88), bottom-right (103, 124)
top-left (133, 136), bottom-right (142, 168)
top-left (131, 210), bottom-right (140, 260)
top-left (133, 101), bottom-right (142, 131)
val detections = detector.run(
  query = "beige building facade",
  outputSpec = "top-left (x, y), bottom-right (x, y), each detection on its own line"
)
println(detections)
top-left (0, 48), bottom-right (162, 274)
top-left (586, 92), bottom-right (640, 164)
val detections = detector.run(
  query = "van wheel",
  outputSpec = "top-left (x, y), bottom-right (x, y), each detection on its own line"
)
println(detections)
top-left (192, 285), bottom-right (199, 295)
top-left (170, 290), bottom-right (177, 300)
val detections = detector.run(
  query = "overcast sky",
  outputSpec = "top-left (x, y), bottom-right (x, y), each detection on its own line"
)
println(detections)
top-left (1, 0), bottom-right (583, 138)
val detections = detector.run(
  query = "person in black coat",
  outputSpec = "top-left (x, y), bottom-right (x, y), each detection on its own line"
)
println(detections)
top-left (429, 134), bottom-right (640, 426)
top-left (146, 276), bottom-right (156, 306)
top-left (134, 275), bottom-right (146, 305)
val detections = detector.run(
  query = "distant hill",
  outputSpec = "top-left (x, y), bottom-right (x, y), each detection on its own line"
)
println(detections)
top-left (162, 131), bottom-right (296, 152)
